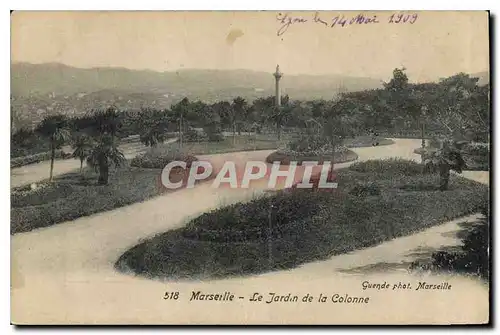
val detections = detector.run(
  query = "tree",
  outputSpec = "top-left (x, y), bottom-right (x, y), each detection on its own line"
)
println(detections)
top-left (171, 98), bottom-right (191, 149)
top-left (86, 135), bottom-right (125, 185)
top-left (423, 140), bottom-right (467, 191)
top-left (433, 73), bottom-right (487, 138)
top-left (91, 106), bottom-right (122, 142)
top-left (231, 96), bottom-right (248, 138)
top-left (384, 67), bottom-right (409, 92)
top-left (321, 99), bottom-right (357, 170)
top-left (71, 134), bottom-right (94, 174)
top-left (252, 96), bottom-right (275, 132)
top-left (86, 107), bottom-right (126, 184)
top-left (266, 95), bottom-right (291, 140)
top-left (137, 107), bottom-right (169, 147)
top-left (322, 115), bottom-right (354, 171)
top-left (35, 114), bottom-right (70, 181)
top-left (120, 109), bottom-right (142, 138)
top-left (201, 104), bottom-right (223, 141)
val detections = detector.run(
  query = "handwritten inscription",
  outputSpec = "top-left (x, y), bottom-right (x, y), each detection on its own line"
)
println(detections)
top-left (276, 12), bottom-right (419, 36)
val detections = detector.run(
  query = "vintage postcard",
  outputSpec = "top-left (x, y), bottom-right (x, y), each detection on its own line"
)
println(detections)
top-left (10, 11), bottom-right (490, 325)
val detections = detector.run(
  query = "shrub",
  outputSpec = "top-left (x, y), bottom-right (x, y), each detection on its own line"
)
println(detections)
top-left (286, 134), bottom-right (325, 153)
top-left (428, 137), bottom-right (443, 149)
top-left (462, 143), bottom-right (489, 156)
top-left (131, 150), bottom-right (198, 169)
top-left (10, 149), bottom-right (71, 168)
top-left (184, 128), bottom-right (208, 142)
top-left (182, 190), bottom-right (326, 242)
top-left (184, 128), bottom-right (224, 143)
top-left (204, 125), bottom-right (225, 142)
top-left (416, 142), bottom-right (489, 172)
top-left (11, 182), bottom-right (77, 208)
top-left (411, 208), bottom-right (489, 280)
top-left (348, 182), bottom-right (381, 197)
top-left (266, 134), bottom-right (360, 165)
top-left (348, 158), bottom-right (426, 176)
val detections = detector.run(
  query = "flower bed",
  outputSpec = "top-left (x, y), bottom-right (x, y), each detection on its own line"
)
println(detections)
top-left (115, 159), bottom-right (488, 280)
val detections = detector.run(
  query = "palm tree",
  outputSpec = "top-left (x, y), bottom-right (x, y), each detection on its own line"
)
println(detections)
top-left (91, 106), bottom-right (121, 143)
top-left (71, 134), bottom-right (94, 174)
top-left (86, 136), bottom-right (125, 185)
top-left (424, 140), bottom-right (467, 190)
top-left (35, 114), bottom-right (70, 181)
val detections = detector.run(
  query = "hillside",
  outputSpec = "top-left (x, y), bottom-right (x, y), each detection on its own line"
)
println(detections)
top-left (10, 63), bottom-right (489, 131)
top-left (11, 62), bottom-right (383, 99)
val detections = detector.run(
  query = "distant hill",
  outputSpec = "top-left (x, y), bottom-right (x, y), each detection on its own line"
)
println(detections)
top-left (10, 63), bottom-right (489, 130)
top-left (10, 62), bottom-right (385, 129)
top-left (11, 62), bottom-right (383, 100)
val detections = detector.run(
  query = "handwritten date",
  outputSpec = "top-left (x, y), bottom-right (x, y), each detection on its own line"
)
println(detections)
top-left (276, 12), bottom-right (419, 36)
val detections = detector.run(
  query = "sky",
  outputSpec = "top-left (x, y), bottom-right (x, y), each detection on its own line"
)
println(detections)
top-left (11, 11), bottom-right (489, 82)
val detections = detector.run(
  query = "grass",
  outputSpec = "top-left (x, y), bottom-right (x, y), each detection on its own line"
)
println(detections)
top-left (265, 149), bottom-right (358, 165)
top-left (172, 134), bottom-right (287, 155)
top-left (131, 150), bottom-right (198, 169)
top-left (348, 158), bottom-right (425, 175)
top-left (10, 161), bottom-right (202, 234)
top-left (115, 159), bottom-right (489, 280)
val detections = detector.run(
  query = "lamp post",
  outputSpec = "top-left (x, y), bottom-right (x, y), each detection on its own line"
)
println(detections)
top-left (421, 105), bottom-right (428, 148)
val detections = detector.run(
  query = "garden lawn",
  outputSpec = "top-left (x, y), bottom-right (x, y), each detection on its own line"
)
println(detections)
top-left (266, 148), bottom-right (358, 165)
top-left (174, 135), bottom-right (285, 155)
top-left (116, 159), bottom-right (489, 280)
top-left (11, 161), bottom-right (197, 234)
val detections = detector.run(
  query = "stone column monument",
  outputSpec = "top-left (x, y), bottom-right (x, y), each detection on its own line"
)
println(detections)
top-left (273, 64), bottom-right (282, 107)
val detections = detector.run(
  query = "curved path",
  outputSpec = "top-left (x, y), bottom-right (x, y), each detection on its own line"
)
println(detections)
top-left (10, 138), bottom-right (178, 188)
top-left (11, 139), bottom-right (489, 324)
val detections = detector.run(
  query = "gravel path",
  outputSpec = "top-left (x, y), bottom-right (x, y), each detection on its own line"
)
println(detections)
top-left (10, 138), bottom-right (178, 188)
